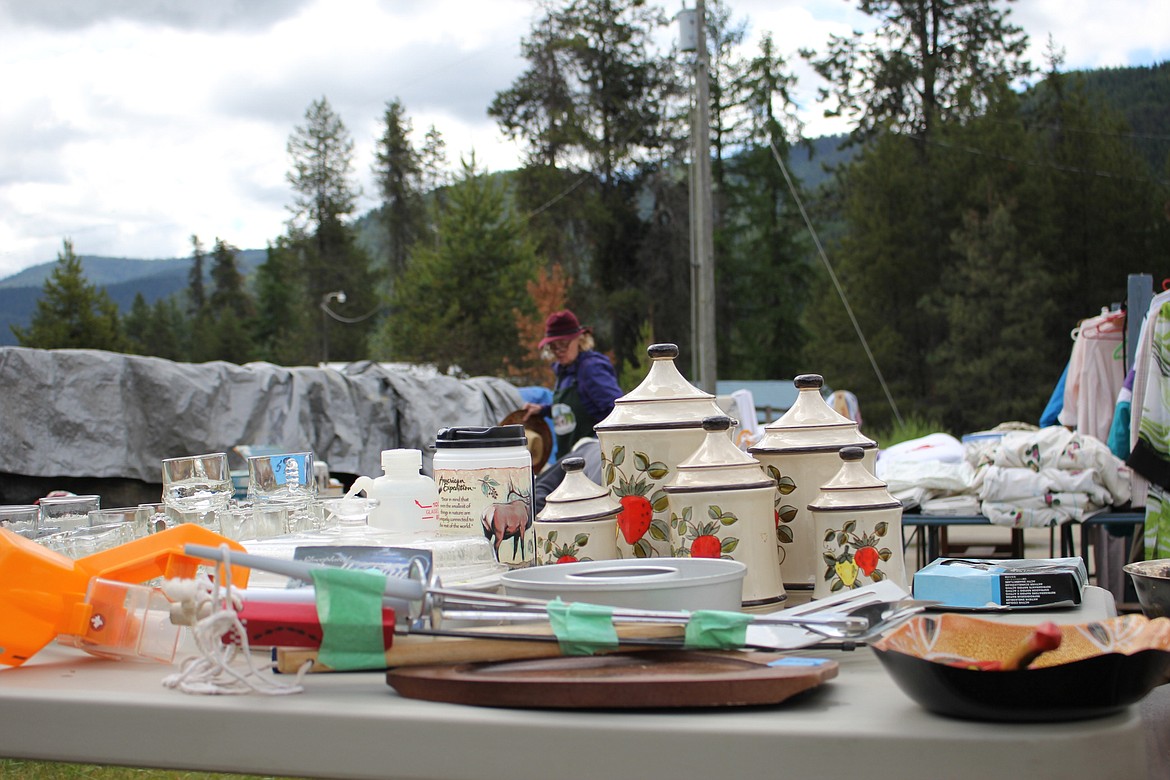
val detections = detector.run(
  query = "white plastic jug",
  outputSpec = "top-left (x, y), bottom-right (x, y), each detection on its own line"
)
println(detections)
top-left (348, 449), bottom-right (439, 534)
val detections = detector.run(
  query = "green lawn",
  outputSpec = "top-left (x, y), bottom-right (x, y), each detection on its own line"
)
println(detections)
top-left (0, 761), bottom-right (298, 779)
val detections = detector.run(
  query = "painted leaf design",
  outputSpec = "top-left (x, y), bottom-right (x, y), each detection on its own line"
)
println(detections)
top-left (719, 513), bottom-right (737, 526)
top-left (611, 445), bottom-right (626, 467)
top-left (651, 488), bottom-right (669, 510)
top-left (721, 537), bottom-right (739, 554)
top-left (647, 461), bottom-right (669, 479)
top-left (776, 475), bottom-right (796, 495)
top-left (822, 553), bottom-right (837, 567)
top-left (574, 533), bottom-right (589, 546)
top-left (649, 518), bottom-right (670, 541)
top-left (843, 519), bottom-right (857, 534)
top-left (871, 569), bottom-right (886, 582)
top-left (634, 451), bottom-right (650, 472)
top-left (604, 464), bottom-right (616, 485)
top-left (779, 505), bottom-right (797, 523)
top-left (824, 529), bottom-right (837, 543)
top-left (879, 547), bottom-right (892, 560)
top-left (633, 539), bottom-right (650, 558)
top-left (708, 505), bottom-right (723, 520)
top-left (875, 521), bottom-right (889, 537)
top-left (777, 526), bottom-right (794, 544)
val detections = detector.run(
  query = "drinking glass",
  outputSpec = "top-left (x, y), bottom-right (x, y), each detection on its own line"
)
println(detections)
top-left (247, 452), bottom-right (316, 502)
top-left (39, 495), bottom-right (101, 534)
top-left (0, 504), bottom-right (40, 538)
top-left (40, 522), bottom-right (137, 558)
top-left (161, 453), bottom-right (232, 529)
top-left (88, 507), bottom-right (151, 541)
top-left (248, 452), bottom-right (317, 530)
top-left (137, 502), bottom-right (170, 534)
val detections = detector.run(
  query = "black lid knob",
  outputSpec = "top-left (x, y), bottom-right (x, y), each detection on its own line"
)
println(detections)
top-left (839, 446), bottom-right (865, 461)
top-left (794, 374), bottom-right (824, 389)
top-left (560, 456), bottom-right (585, 473)
top-left (647, 343), bottom-right (679, 359)
top-left (702, 415), bottom-right (732, 432)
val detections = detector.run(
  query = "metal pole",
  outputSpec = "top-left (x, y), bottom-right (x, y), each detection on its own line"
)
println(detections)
top-left (694, 0), bottom-right (717, 393)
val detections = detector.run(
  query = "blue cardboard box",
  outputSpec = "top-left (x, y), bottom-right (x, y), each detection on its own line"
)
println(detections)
top-left (912, 557), bottom-right (1087, 609)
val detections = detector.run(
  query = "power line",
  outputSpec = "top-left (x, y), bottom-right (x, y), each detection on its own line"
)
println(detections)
top-left (767, 138), bottom-right (904, 428)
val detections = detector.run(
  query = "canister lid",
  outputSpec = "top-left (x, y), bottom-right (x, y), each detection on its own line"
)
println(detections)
top-left (537, 456), bottom-right (622, 522)
top-left (749, 374), bottom-right (876, 453)
top-left (435, 424), bottom-right (527, 448)
top-left (807, 446), bottom-right (901, 511)
top-left (594, 343), bottom-right (724, 431)
top-left (664, 416), bottom-right (775, 493)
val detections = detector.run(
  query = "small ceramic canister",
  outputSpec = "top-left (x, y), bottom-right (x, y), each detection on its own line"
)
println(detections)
top-left (664, 416), bottom-right (786, 608)
top-left (594, 344), bottom-right (725, 559)
top-left (807, 446), bottom-right (908, 599)
top-left (535, 457), bottom-right (620, 565)
top-left (749, 374), bottom-right (877, 591)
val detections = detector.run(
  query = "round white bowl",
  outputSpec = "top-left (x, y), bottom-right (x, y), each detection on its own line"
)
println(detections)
top-left (500, 557), bottom-right (746, 611)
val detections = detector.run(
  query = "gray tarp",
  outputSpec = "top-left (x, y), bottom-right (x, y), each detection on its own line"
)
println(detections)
top-left (0, 347), bottom-right (525, 482)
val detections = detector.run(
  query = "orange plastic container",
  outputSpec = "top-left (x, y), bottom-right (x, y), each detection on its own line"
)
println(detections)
top-left (0, 524), bottom-right (249, 667)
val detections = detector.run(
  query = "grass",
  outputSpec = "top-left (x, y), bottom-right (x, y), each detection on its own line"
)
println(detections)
top-left (0, 761), bottom-right (297, 779)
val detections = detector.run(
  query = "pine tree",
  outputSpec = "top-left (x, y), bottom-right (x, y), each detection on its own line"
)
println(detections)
top-left (285, 96), bottom-right (382, 362)
top-left (376, 158), bottom-right (541, 376)
top-left (204, 238), bottom-right (256, 363)
top-left (12, 239), bottom-right (125, 351)
top-left (373, 98), bottom-right (424, 279)
top-left (253, 238), bottom-right (314, 366)
top-left (187, 234), bottom-right (206, 317)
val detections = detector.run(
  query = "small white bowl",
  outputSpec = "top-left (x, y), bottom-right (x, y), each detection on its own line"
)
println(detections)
top-left (501, 557), bottom-right (746, 611)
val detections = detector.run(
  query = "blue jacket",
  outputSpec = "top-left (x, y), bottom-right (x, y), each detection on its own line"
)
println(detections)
top-left (547, 349), bottom-right (622, 423)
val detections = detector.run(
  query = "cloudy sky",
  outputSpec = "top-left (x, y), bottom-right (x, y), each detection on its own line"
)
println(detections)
top-left (1, 0), bottom-right (1167, 279)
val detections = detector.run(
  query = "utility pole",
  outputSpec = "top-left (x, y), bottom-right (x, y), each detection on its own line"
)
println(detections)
top-left (690, 0), bottom-right (717, 393)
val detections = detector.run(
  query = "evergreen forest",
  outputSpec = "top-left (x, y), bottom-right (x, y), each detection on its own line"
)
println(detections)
top-left (12, 0), bottom-right (1170, 438)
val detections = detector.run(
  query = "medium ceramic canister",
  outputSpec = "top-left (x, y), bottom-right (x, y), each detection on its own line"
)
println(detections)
top-left (593, 343), bottom-right (725, 559)
top-left (749, 374), bottom-right (877, 591)
top-left (663, 416), bottom-right (785, 608)
top-left (807, 446), bottom-right (907, 599)
top-left (534, 456), bottom-right (620, 565)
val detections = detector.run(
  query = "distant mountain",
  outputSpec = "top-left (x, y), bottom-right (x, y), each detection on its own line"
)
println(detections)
top-left (0, 250), bottom-right (266, 346)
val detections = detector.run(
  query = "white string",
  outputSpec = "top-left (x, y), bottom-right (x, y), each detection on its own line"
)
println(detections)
top-left (161, 544), bottom-right (310, 696)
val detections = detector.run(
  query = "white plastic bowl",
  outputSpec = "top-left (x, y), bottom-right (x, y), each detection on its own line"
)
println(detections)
top-left (501, 557), bottom-right (746, 611)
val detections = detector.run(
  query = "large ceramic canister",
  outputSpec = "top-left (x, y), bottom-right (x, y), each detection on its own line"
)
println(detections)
top-left (534, 456), bottom-right (620, 565)
top-left (664, 416), bottom-right (785, 608)
top-left (749, 374), bottom-right (876, 591)
top-left (594, 343), bottom-right (725, 559)
top-left (807, 446), bottom-right (907, 599)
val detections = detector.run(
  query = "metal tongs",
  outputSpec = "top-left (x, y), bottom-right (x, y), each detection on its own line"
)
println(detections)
top-left (183, 544), bottom-right (932, 654)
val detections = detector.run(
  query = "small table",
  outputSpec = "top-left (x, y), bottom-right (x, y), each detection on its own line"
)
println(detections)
top-left (902, 514), bottom-right (1049, 567)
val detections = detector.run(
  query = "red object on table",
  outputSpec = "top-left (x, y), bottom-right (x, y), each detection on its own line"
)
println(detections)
top-left (232, 595), bottom-right (396, 649)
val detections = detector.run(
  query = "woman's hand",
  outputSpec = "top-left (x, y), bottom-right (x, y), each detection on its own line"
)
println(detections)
top-left (523, 402), bottom-right (544, 420)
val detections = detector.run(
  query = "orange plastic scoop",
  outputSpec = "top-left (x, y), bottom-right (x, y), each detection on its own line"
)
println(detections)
top-left (0, 524), bottom-right (249, 667)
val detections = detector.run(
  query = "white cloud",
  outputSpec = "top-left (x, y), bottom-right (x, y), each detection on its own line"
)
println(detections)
top-left (0, 0), bottom-right (1164, 278)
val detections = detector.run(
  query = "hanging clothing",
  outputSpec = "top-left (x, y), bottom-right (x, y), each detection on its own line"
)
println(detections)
top-left (1039, 361), bottom-right (1069, 428)
top-left (1130, 297), bottom-right (1170, 558)
top-left (1058, 309), bottom-right (1126, 444)
top-left (1127, 290), bottom-right (1170, 509)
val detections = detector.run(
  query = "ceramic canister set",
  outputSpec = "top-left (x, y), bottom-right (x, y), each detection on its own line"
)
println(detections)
top-left (575, 345), bottom-right (908, 603)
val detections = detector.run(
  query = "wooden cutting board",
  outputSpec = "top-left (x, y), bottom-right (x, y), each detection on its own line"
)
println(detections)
top-left (385, 650), bottom-right (837, 709)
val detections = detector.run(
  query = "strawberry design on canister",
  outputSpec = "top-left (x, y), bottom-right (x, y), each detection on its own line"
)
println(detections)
top-left (603, 443), bottom-right (670, 558)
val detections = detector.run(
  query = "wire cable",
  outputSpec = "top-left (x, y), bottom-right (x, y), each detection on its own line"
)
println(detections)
top-left (767, 138), bottom-right (905, 427)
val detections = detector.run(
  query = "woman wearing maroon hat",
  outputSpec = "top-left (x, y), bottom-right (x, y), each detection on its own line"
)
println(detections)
top-left (524, 309), bottom-right (623, 457)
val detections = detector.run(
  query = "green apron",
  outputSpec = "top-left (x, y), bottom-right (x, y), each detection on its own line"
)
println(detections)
top-left (551, 378), bottom-right (593, 457)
